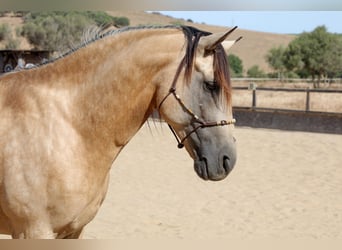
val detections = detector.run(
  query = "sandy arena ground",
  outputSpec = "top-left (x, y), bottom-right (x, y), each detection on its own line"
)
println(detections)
top-left (1, 123), bottom-right (341, 239)
top-left (84, 123), bottom-right (342, 239)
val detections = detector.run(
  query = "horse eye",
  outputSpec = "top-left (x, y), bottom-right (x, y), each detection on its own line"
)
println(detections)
top-left (204, 81), bottom-right (219, 92)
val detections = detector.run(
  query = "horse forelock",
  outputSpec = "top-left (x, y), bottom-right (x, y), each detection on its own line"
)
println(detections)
top-left (179, 26), bottom-right (209, 83)
top-left (179, 26), bottom-right (232, 106)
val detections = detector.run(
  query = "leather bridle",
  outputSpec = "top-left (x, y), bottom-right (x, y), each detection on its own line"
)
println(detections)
top-left (158, 55), bottom-right (236, 149)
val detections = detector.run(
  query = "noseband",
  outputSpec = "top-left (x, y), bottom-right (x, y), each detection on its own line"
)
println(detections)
top-left (158, 56), bottom-right (236, 149)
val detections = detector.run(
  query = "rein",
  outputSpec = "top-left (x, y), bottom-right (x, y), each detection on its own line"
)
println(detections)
top-left (158, 52), bottom-right (236, 149)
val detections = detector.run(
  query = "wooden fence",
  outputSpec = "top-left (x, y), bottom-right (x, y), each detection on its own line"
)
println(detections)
top-left (233, 86), bottom-right (342, 115)
top-left (232, 77), bottom-right (342, 84)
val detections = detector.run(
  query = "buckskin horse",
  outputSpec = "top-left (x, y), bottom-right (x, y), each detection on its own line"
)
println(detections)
top-left (0, 25), bottom-right (239, 238)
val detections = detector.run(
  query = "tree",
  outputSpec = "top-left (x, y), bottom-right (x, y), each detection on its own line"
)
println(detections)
top-left (228, 54), bottom-right (243, 77)
top-left (324, 34), bottom-right (342, 78)
top-left (265, 46), bottom-right (286, 80)
top-left (283, 26), bottom-right (341, 88)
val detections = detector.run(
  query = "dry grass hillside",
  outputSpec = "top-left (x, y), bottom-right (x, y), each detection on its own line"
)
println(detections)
top-left (0, 11), bottom-right (296, 73)
top-left (107, 11), bottom-right (296, 73)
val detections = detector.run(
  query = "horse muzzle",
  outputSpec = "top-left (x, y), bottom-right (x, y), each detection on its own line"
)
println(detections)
top-left (194, 144), bottom-right (237, 181)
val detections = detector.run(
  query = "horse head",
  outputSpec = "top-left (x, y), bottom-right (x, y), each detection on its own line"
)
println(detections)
top-left (158, 26), bottom-right (240, 181)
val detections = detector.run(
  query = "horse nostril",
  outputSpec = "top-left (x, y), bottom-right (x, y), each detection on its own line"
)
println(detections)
top-left (223, 156), bottom-right (233, 174)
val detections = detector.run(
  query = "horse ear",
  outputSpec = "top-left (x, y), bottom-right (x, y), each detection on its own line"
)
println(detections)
top-left (199, 26), bottom-right (238, 54)
top-left (222, 36), bottom-right (243, 53)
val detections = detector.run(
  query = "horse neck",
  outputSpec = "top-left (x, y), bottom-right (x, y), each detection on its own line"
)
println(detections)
top-left (51, 28), bottom-right (185, 158)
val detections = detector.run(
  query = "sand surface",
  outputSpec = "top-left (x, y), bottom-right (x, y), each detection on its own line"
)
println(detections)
top-left (83, 123), bottom-right (342, 239)
top-left (1, 124), bottom-right (341, 239)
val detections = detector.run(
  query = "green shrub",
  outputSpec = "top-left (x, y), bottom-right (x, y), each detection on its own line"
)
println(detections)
top-left (86, 11), bottom-right (113, 25)
top-left (84, 12), bottom-right (129, 27)
top-left (113, 16), bottom-right (130, 27)
top-left (0, 23), bottom-right (11, 41)
top-left (21, 12), bottom-right (95, 51)
top-left (247, 65), bottom-right (266, 78)
top-left (228, 54), bottom-right (243, 77)
top-left (5, 38), bottom-right (20, 49)
top-left (20, 11), bottom-right (130, 51)
top-left (284, 71), bottom-right (300, 79)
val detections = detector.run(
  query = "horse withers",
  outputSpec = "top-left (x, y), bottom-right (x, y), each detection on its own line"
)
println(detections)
top-left (0, 25), bottom-right (239, 238)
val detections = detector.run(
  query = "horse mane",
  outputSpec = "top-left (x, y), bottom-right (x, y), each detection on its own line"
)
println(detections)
top-left (52, 25), bottom-right (185, 63)
top-left (25, 25), bottom-right (232, 101)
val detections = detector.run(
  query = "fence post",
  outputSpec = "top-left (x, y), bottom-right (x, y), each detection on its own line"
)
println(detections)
top-left (249, 82), bottom-right (257, 109)
top-left (252, 89), bottom-right (256, 109)
top-left (305, 89), bottom-right (310, 112)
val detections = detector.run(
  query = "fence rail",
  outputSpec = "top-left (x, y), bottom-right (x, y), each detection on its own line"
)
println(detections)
top-left (232, 77), bottom-right (342, 83)
top-left (233, 86), bottom-right (342, 114)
